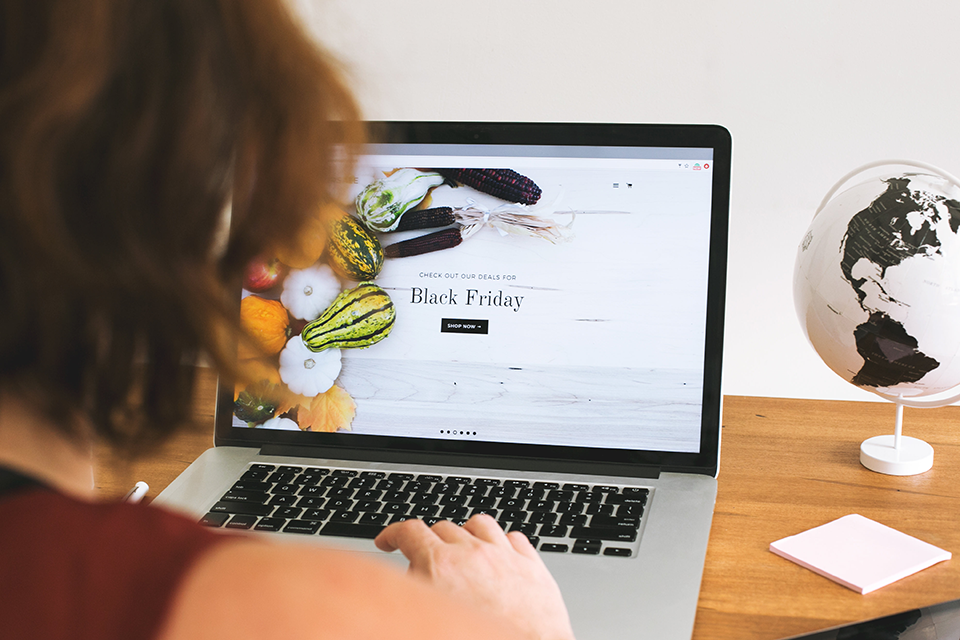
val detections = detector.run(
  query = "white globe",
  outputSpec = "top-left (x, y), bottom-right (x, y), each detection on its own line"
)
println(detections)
top-left (794, 169), bottom-right (960, 402)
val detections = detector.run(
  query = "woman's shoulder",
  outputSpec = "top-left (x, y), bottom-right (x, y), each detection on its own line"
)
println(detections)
top-left (0, 488), bottom-right (228, 640)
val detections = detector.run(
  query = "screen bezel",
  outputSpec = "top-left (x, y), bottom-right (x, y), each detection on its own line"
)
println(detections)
top-left (215, 121), bottom-right (730, 478)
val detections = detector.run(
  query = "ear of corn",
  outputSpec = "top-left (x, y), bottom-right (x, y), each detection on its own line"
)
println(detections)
top-left (436, 168), bottom-right (542, 205)
top-left (394, 207), bottom-right (456, 232)
top-left (383, 228), bottom-right (463, 258)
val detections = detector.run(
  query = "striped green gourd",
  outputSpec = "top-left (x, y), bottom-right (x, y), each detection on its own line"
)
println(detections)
top-left (301, 283), bottom-right (395, 352)
top-left (327, 215), bottom-right (383, 281)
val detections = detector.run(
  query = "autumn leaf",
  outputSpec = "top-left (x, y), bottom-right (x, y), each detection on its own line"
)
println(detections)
top-left (296, 384), bottom-right (356, 432)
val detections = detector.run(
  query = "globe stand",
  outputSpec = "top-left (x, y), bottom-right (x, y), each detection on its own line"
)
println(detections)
top-left (860, 400), bottom-right (934, 476)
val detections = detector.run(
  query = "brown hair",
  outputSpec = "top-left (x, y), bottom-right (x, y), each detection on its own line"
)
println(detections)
top-left (0, 0), bottom-right (362, 453)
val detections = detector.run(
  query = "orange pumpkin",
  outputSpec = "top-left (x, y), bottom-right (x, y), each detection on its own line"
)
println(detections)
top-left (239, 295), bottom-right (292, 359)
top-left (273, 203), bottom-right (347, 269)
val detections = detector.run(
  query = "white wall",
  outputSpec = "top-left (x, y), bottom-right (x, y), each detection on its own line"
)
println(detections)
top-left (293, 0), bottom-right (960, 402)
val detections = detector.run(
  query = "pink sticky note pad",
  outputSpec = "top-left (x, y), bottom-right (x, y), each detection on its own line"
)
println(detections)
top-left (769, 514), bottom-right (951, 594)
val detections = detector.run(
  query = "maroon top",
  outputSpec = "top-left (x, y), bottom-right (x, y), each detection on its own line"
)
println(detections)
top-left (0, 475), bottom-right (227, 640)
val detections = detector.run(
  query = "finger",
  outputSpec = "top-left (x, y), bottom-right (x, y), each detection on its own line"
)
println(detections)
top-left (374, 518), bottom-right (439, 562)
top-left (462, 513), bottom-right (510, 544)
top-left (429, 518), bottom-right (472, 543)
top-left (506, 531), bottom-right (541, 559)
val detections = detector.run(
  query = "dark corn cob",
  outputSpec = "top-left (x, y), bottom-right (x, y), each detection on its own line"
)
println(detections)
top-left (384, 228), bottom-right (463, 258)
top-left (436, 168), bottom-right (542, 205)
top-left (394, 206), bottom-right (456, 232)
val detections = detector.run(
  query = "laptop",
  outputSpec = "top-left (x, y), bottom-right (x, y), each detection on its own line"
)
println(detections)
top-left (156, 121), bottom-right (731, 640)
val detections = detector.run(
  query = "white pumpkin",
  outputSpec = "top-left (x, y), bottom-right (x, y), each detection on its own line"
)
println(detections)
top-left (278, 336), bottom-right (342, 397)
top-left (280, 263), bottom-right (341, 321)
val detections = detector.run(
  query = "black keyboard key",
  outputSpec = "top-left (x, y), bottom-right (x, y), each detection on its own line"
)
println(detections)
top-left (274, 506), bottom-right (303, 519)
top-left (221, 490), bottom-right (270, 504)
top-left (417, 474), bottom-right (443, 483)
top-left (297, 496), bottom-right (327, 509)
top-left (326, 498), bottom-right (354, 511)
top-left (253, 517), bottom-right (286, 532)
top-left (302, 508), bottom-right (330, 521)
top-left (278, 466), bottom-right (304, 474)
top-left (468, 496), bottom-right (498, 509)
top-left (533, 482), bottom-right (560, 491)
top-left (445, 476), bottom-right (471, 485)
top-left (320, 476), bottom-right (350, 487)
top-left (604, 547), bottom-right (633, 557)
top-left (540, 543), bottom-right (569, 553)
top-left (360, 471), bottom-right (386, 479)
top-left (592, 485), bottom-right (619, 494)
top-left (359, 512), bottom-right (389, 526)
top-left (211, 501), bottom-right (273, 516)
top-left (267, 494), bottom-right (297, 506)
top-left (570, 526), bottom-right (638, 542)
top-left (390, 514), bottom-right (417, 524)
top-left (332, 469), bottom-right (358, 477)
top-left (404, 481), bottom-right (432, 493)
top-left (585, 503), bottom-right (615, 516)
top-left (438, 494), bottom-right (467, 507)
top-left (432, 482), bottom-right (459, 494)
top-left (410, 504), bottom-right (439, 517)
top-left (498, 498), bottom-right (524, 510)
top-left (572, 540), bottom-right (602, 555)
top-left (575, 491), bottom-right (603, 503)
top-left (518, 489), bottom-right (544, 500)
top-left (622, 487), bottom-right (649, 497)
top-left (200, 512), bottom-right (229, 527)
top-left (387, 473), bottom-right (414, 482)
top-left (375, 479), bottom-right (403, 491)
top-left (330, 510), bottom-right (361, 523)
top-left (528, 500), bottom-right (555, 512)
top-left (556, 502), bottom-right (584, 514)
top-left (355, 500), bottom-right (382, 512)
top-left (283, 519), bottom-right (322, 534)
top-left (239, 469), bottom-right (270, 482)
top-left (382, 490), bottom-right (411, 503)
top-left (605, 493), bottom-right (647, 505)
top-left (355, 489), bottom-right (383, 502)
top-left (488, 486), bottom-right (516, 498)
top-left (528, 512), bottom-right (557, 525)
top-left (562, 483), bottom-right (588, 492)
top-left (617, 503), bottom-right (646, 518)
top-left (539, 525), bottom-right (569, 538)
top-left (272, 483), bottom-right (298, 495)
top-left (504, 480), bottom-right (529, 488)
top-left (348, 477), bottom-right (378, 490)
top-left (558, 514), bottom-right (587, 526)
top-left (299, 485), bottom-right (326, 497)
top-left (474, 478), bottom-right (501, 486)
top-left (458, 485), bottom-right (485, 497)
top-left (381, 502), bottom-right (411, 515)
top-left (470, 508), bottom-right (499, 519)
top-left (320, 521), bottom-right (383, 540)
top-left (266, 472), bottom-right (297, 485)
top-left (439, 506), bottom-right (469, 519)
top-left (546, 490), bottom-right (574, 502)
top-left (509, 522), bottom-right (538, 536)
top-left (327, 487), bottom-right (355, 499)
top-left (500, 509), bottom-right (526, 522)
top-left (589, 515), bottom-right (641, 529)
top-left (225, 514), bottom-right (259, 529)
top-left (230, 481), bottom-right (271, 493)
top-left (250, 464), bottom-right (276, 472)
top-left (410, 493), bottom-right (438, 505)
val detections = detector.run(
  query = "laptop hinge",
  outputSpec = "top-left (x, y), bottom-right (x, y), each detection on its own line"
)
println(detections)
top-left (258, 444), bottom-right (661, 479)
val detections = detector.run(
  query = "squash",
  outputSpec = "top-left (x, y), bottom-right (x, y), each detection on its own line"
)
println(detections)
top-left (239, 295), bottom-right (292, 359)
top-left (327, 214), bottom-right (383, 281)
top-left (234, 380), bottom-right (281, 426)
top-left (302, 282), bottom-right (395, 352)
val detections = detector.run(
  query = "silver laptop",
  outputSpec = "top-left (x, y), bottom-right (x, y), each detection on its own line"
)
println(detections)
top-left (156, 121), bottom-right (731, 640)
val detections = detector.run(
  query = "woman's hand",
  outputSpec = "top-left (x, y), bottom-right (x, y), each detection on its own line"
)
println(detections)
top-left (375, 514), bottom-right (576, 640)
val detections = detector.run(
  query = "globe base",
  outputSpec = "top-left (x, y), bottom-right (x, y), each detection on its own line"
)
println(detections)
top-left (860, 435), bottom-right (934, 476)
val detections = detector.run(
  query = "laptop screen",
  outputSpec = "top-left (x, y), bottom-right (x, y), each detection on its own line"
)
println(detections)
top-left (222, 123), bottom-right (729, 477)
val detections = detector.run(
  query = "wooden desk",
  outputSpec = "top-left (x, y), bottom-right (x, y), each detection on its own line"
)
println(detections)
top-left (93, 369), bottom-right (960, 640)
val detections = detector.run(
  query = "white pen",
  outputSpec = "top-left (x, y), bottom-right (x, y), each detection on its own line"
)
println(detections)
top-left (123, 481), bottom-right (149, 504)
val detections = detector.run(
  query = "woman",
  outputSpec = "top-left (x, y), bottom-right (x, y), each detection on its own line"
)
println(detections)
top-left (0, 2), bottom-right (575, 639)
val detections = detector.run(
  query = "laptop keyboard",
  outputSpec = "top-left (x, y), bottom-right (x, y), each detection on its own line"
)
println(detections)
top-left (199, 464), bottom-right (649, 557)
